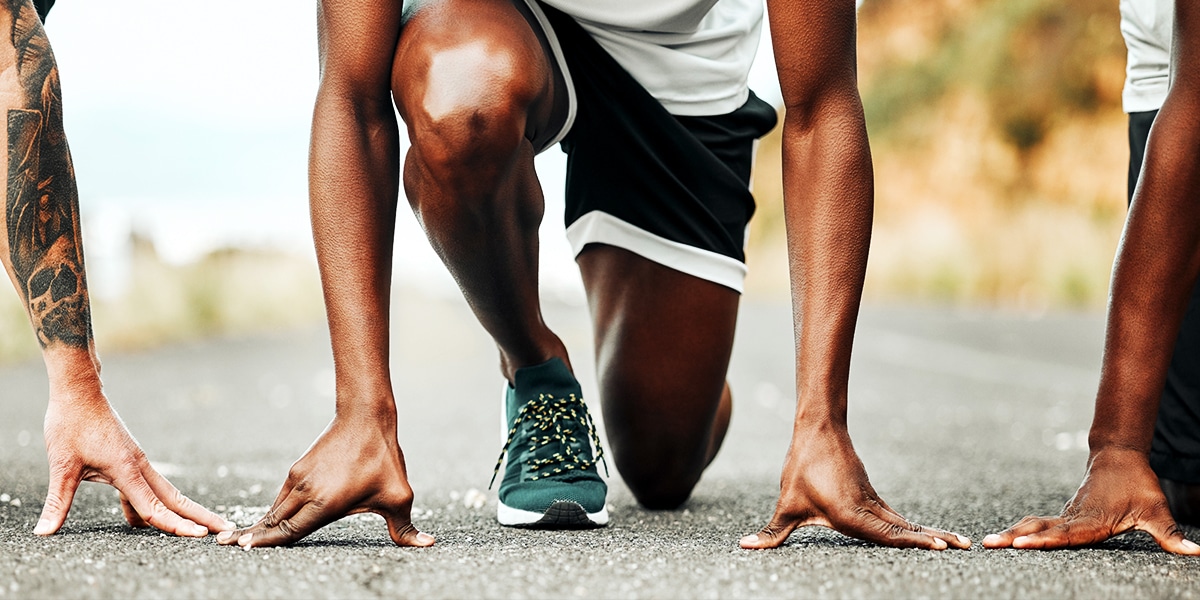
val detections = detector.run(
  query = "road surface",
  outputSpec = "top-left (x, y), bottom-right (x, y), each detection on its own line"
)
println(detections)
top-left (0, 294), bottom-right (1196, 599)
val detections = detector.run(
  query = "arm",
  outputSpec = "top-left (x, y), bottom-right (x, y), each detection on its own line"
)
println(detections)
top-left (0, 0), bottom-right (229, 537)
top-left (985, 0), bottom-right (1200, 555)
top-left (740, 0), bottom-right (968, 550)
top-left (216, 0), bottom-right (433, 549)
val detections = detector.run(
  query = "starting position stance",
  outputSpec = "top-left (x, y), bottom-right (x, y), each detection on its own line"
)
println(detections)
top-left (985, 0), bottom-right (1200, 555)
top-left (2, 0), bottom-right (230, 538)
top-left (221, 0), bottom-right (970, 550)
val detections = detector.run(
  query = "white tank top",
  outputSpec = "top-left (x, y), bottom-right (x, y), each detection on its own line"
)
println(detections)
top-left (542, 0), bottom-right (765, 116)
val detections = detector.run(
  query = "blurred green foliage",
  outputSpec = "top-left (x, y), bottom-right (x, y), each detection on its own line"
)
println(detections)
top-left (0, 238), bottom-right (325, 364)
top-left (861, 0), bottom-right (1125, 154)
top-left (748, 0), bottom-right (1131, 308)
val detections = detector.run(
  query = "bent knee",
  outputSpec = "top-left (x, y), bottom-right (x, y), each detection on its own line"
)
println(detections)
top-left (622, 469), bottom-right (698, 511)
top-left (611, 442), bottom-right (706, 510)
top-left (393, 33), bottom-right (549, 176)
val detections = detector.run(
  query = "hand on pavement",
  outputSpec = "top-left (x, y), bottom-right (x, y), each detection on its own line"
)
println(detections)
top-left (38, 392), bottom-right (233, 537)
top-left (740, 426), bottom-right (970, 550)
top-left (216, 415), bottom-right (433, 549)
top-left (983, 447), bottom-right (1200, 555)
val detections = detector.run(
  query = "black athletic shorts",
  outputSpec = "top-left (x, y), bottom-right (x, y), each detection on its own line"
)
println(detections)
top-left (528, 2), bottom-right (778, 293)
top-left (1130, 110), bottom-right (1200, 483)
top-left (34, 0), bottom-right (54, 21)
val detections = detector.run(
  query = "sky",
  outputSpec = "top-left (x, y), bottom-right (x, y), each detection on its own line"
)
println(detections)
top-left (45, 0), bottom-right (782, 298)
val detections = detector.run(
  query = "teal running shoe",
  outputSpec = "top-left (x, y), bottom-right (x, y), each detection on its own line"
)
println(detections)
top-left (490, 358), bottom-right (609, 528)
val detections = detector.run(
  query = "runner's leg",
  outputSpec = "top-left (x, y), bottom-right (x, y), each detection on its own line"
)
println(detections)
top-left (579, 246), bottom-right (738, 509)
top-left (392, 0), bottom-right (570, 381)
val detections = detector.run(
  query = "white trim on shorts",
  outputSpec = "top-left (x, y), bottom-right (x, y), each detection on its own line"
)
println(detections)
top-left (566, 211), bottom-right (747, 293)
top-left (522, 0), bottom-right (576, 153)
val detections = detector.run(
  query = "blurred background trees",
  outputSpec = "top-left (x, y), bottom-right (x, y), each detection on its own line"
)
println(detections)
top-left (748, 0), bottom-right (1130, 310)
top-left (0, 0), bottom-right (1136, 362)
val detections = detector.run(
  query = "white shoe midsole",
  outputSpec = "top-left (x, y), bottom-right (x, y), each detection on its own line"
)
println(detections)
top-left (497, 501), bottom-right (610, 526)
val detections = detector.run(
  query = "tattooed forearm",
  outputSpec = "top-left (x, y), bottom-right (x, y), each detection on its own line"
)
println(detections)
top-left (5, 0), bottom-right (90, 348)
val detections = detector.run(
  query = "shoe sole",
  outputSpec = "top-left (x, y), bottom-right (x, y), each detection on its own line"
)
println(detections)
top-left (497, 499), bottom-right (609, 529)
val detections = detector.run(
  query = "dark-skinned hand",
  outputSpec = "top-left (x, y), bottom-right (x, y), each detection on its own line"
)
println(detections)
top-left (983, 447), bottom-right (1200, 554)
top-left (740, 425), bottom-right (970, 550)
top-left (216, 414), bottom-right (433, 549)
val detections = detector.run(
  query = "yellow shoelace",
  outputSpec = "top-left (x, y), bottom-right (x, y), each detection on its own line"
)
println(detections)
top-left (490, 393), bottom-right (608, 488)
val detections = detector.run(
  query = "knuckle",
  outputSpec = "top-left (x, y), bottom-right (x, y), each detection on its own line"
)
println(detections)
top-left (277, 519), bottom-right (298, 541)
top-left (41, 493), bottom-right (67, 513)
top-left (142, 501), bottom-right (172, 526)
top-left (289, 474), bottom-right (310, 494)
top-left (48, 456), bottom-right (78, 476)
top-left (1155, 519), bottom-right (1183, 540)
top-left (392, 521), bottom-right (418, 539)
top-left (380, 490), bottom-right (414, 511)
top-left (883, 521), bottom-right (910, 539)
top-left (170, 488), bottom-right (192, 508)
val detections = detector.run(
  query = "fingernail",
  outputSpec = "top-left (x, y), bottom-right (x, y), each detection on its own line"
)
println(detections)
top-left (740, 534), bottom-right (759, 546)
top-left (1183, 539), bottom-right (1200, 552)
top-left (217, 531), bottom-right (233, 543)
top-left (1013, 535), bottom-right (1029, 546)
top-left (238, 533), bottom-right (253, 546)
top-left (932, 537), bottom-right (947, 550)
top-left (416, 532), bottom-right (435, 545)
top-left (222, 520), bottom-right (237, 531)
top-left (982, 534), bottom-right (1001, 545)
top-left (956, 534), bottom-right (971, 546)
top-left (32, 519), bottom-right (52, 536)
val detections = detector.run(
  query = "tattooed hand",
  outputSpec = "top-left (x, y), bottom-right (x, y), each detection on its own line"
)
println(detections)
top-left (36, 380), bottom-right (234, 537)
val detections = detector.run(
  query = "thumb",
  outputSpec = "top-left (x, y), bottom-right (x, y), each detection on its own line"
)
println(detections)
top-left (1141, 504), bottom-right (1200, 555)
top-left (35, 467), bottom-right (81, 536)
top-left (740, 515), bottom-right (800, 550)
top-left (383, 512), bottom-right (434, 547)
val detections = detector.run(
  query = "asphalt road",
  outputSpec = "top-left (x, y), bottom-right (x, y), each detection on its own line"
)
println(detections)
top-left (1, 293), bottom-right (1197, 599)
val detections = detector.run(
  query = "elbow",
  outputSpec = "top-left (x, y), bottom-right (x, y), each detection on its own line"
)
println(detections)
top-left (315, 78), bottom-right (394, 126)
top-left (780, 83), bottom-right (865, 135)
top-left (778, 66), bottom-right (863, 133)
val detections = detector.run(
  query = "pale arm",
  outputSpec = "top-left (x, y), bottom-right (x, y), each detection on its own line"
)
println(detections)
top-left (0, 0), bottom-right (229, 537)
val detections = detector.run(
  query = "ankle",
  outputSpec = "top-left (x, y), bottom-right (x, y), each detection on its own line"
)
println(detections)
top-left (498, 340), bottom-right (571, 383)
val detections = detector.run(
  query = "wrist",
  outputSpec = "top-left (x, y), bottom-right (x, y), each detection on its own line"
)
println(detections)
top-left (791, 409), bottom-right (849, 437)
top-left (334, 393), bottom-right (398, 425)
top-left (42, 346), bottom-right (103, 403)
top-left (1087, 429), bottom-right (1151, 458)
top-left (1085, 441), bottom-right (1150, 469)
top-left (792, 386), bottom-right (849, 433)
